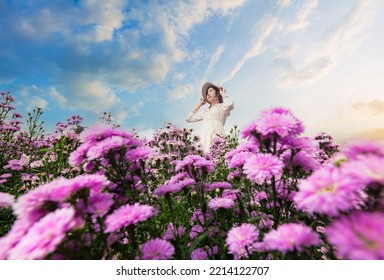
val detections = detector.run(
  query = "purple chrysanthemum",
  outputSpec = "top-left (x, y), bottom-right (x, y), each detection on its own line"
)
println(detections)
top-left (140, 238), bottom-right (175, 260)
top-left (163, 223), bottom-right (186, 240)
top-left (8, 207), bottom-right (76, 260)
top-left (326, 211), bottom-right (384, 260)
top-left (104, 203), bottom-right (156, 233)
top-left (243, 153), bottom-right (284, 184)
top-left (208, 197), bottom-right (235, 210)
top-left (293, 165), bottom-right (365, 216)
top-left (226, 223), bottom-right (259, 259)
top-left (263, 223), bottom-right (321, 253)
top-left (191, 248), bottom-right (208, 260)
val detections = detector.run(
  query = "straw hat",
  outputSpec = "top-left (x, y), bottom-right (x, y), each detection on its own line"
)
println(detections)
top-left (201, 82), bottom-right (222, 103)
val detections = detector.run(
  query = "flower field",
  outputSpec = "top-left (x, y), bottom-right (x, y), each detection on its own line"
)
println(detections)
top-left (1, 91), bottom-right (383, 260)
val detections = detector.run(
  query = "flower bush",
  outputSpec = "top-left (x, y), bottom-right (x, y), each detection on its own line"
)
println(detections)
top-left (1, 91), bottom-right (383, 260)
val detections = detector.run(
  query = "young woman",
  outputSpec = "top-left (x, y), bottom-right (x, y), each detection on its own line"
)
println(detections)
top-left (186, 82), bottom-right (234, 153)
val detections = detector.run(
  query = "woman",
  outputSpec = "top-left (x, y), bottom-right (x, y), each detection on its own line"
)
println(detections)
top-left (186, 82), bottom-right (234, 153)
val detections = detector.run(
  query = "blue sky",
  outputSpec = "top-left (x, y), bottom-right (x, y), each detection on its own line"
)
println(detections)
top-left (1, 0), bottom-right (384, 143)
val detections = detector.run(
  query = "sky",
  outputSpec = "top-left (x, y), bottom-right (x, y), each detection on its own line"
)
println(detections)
top-left (1, 0), bottom-right (384, 144)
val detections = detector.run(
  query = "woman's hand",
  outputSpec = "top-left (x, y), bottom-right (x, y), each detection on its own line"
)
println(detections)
top-left (219, 87), bottom-right (227, 98)
top-left (199, 97), bottom-right (206, 106)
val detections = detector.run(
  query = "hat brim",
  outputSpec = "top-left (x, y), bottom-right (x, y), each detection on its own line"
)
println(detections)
top-left (201, 82), bottom-right (220, 103)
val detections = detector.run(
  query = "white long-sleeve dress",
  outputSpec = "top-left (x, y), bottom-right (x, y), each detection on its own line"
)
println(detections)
top-left (186, 97), bottom-right (234, 153)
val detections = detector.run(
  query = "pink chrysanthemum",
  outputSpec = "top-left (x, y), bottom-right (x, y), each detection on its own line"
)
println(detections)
top-left (68, 143), bottom-right (90, 167)
top-left (191, 248), bottom-right (208, 260)
top-left (162, 223), bottom-right (186, 240)
top-left (263, 223), bottom-right (321, 253)
top-left (13, 174), bottom-right (110, 222)
top-left (140, 238), bottom-right (175, 260)
top-left (0, 192), bottom-right (15, 208)
top-left (8, 207), bottom-right (76, 260)
top-left (80, 124), bottom-right (135, 144)
top-left (341, 140), bottom-right (384, 161)
top-left (175, 155), bottom-right (214, 173)
top-left (326, 211), bottom-right (384, 260)
top-left (226, 223), bottom-right (259, 259)
top-left (125, 146), bottom-right (155, 162)
top-left (208, 197), bottom-right (235, 210)
top-left (343, 155), bottom-right (384, 185)
top-left (154, 183), bottom-right (183, 196)
top-left (86, 136), bottom-right (131, 160)
top-left (228, 151), bottom-right (254, 169)
top-left (104, 203), bottom-right (156, 233)
top-left (85, 192), bottom-right (114, 217)
top-left (257, 107), bottom-right (304, 138)
top-left (293, 166), bottom-right (365, 216)
top-left (204, 181), bottom-right (232, 192)
top-left (243, 153), bottom-right (284, 184)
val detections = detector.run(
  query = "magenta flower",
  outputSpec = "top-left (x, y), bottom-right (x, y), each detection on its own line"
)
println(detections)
top-left (226, 223), bottom-right (259, 259)
top-left (86, 136), bottom-right (131, 160)
top-left (191, 248), bottom-right (208, 260)
top-left (154, 183), bottom-right (183, 196)
top-left (326, 211), bottom-right (384, 259)
top-left (13, 174), bottom-right (110, 222)
top-left (204, 181), bottom-right (231, 192)
top-left (140, 238), bottom-right (175, 260)
top-left (0, 192), bottom-right (14, 208)
top-left (0, 219), bottom-right (33, 259)
top-left (68, 143), bottom-right (90, 167)
top-left (125, 146), bottom-right (155, 162)
top-left (85, 193), bottom-right (114, 217)
top-left (175, 155), bottom-right (214, 173)
top-left (257, 107), bottom-right (304, 138)
top-left (8, 207), bottom-right (76, 260)
top-left (228, 151), bottom-right (254, 169)
top-left (80, 124), bottom-right (134, 144)
top-left (243, 153), bottom-right (284, 184)
top-left (341, 139), bottom-right (384, 160)
top-left (343, 155), bottom-right (384, 185)
top-left (208, 197), bottom-right (235, 211)
top-left (263, 223), bottom-right (321, 253)
top-left (190, 225), bottom-right (204, 239)
top-left (162, 224), bottom-right (186, 240)
top-left (104, 203), bottom-right (157, 233)
top-left (294, 165), bottom-right (365, 216)
top-left (240, 121), bottom-right (259, 141)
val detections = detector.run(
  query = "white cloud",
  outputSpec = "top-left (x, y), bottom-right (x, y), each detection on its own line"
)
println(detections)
top-left (277, 0), bottom-right (293, 9)
top-left (278, 0), bottom-right (384, 88)
top-left (48, 87), bottom-right (67, 108)
top-left (79, 0), bottom-right (126, 42)
top-left (285, 0), bottom-right (318, 33)
top-left (27, 96), bottom-right (49, 111)
top-left (168, 84), bottom-right (194, 100)
top-left (62, 75), bottom-right (119, 113)
top-left (204, 45), bottom-right (225, 79)
top-left (125, 101), bottom-right (145, 118)
top-left (223, 16), bottom-right (279, 82)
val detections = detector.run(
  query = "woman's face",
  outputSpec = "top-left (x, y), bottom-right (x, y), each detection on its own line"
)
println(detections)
top-left (206, 87), bottom-right (218, 103)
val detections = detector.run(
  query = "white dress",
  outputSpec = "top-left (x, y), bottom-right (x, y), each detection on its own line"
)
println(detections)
top-left (186, 97), bottom-right (234, 153)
